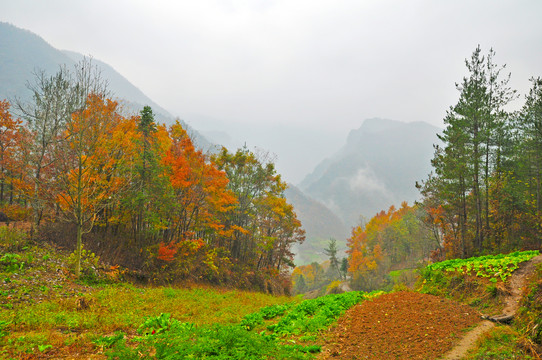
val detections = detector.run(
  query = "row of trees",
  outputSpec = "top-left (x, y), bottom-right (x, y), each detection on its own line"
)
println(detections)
top-left (0, 60), bottom-right (304, 291)
top-left (418, 46), bottom-right (542, 259)
top-left (346, 203), bottom-right (435, 291)
top-left (292, 203), bottom-right (433, 294)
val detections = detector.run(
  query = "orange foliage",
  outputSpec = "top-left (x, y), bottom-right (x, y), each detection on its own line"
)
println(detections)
top-left (55, 94), bottom-right (133, 227)
top-left (158, 241), bottom-right (179, 262)
top-left (0, 100), bottom-right (25, 203)
top-left (162, 121), bottom-right (236, 241)
top-left (346, 202), bottom-right (435, 291)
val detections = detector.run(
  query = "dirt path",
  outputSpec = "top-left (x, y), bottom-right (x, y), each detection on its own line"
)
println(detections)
top-left (440, 254), bottom-right (542, 360)
top-left (439, 321), bottom-right (495, 360)
top-left (503, 254), bottom-right (542, 315)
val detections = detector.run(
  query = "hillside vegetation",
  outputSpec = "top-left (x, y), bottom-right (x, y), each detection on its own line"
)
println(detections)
top-left (2, 225), bottom-right (541, 359)
top-left (0, 57), bottom-right (305, 293)
top-left (0, 226), bottom-right (379, 359)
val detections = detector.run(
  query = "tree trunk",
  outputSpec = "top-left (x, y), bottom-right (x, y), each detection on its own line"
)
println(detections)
top-left (75, 221), bottom-right (82, 278)
top-left (460, 175), bottom-right (467, 258)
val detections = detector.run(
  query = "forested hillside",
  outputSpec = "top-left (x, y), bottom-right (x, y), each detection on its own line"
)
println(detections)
top-left (0, 59), bottom-right (305, 293)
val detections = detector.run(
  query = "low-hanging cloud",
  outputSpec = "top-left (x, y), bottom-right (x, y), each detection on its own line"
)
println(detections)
top-left (348, 167), bottom-right (392, 199)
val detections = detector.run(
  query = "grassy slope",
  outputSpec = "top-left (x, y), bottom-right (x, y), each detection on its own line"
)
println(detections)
top-left (0, 227), bottom-right (295, 359)
top-left (463, 261), bottom-right (542, 359)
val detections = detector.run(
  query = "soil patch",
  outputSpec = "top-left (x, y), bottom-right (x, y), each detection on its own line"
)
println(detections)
top-left (318, 291), bottom-right (480, 360)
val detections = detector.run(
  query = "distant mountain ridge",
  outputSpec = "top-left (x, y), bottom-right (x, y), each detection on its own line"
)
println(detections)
top-left (0, 22), bottom-right (166, 115)
top-left (0, 21), bottom-right (215, 149)
top-left (299, 118), bottom-right (441, 227)
top-left (62, 50), bottom-right (173, 118)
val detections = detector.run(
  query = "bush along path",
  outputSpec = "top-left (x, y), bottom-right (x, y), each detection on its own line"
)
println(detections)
top-left (442, 253), bottom-right (542, 360)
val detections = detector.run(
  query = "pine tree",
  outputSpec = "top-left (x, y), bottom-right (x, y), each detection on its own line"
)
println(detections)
top-left (324, 238), bottom-right (341, 280)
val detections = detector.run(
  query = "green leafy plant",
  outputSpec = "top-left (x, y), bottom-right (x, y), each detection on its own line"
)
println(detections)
top-left (240, 304), bottom-right (291, 330)
top-left (0, 320), bottom-right (10, 338)
top-left (93, 332), bottom-right (125, 349)
top-left (138, 313), bottom-right (178, 336)
top-left (38, 344), bottom-right (52, 352)
top-left (68, 245), bottom-right (100, 281)
top-left (423, 250), bottom-right (539, 283)
top-left (0, 253), bottom-right (24, 272)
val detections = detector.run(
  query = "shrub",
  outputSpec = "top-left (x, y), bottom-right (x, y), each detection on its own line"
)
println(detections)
top-left (68, 245), bottom-right (100, 282)
top-left (325, 280), bottom-right (343, 294)
top-left (0, 253), bottom-right (24, 272)
top-left (1, 204), bottom-right (32, 221)
top-left (0, 226), bottom-right (28, 251)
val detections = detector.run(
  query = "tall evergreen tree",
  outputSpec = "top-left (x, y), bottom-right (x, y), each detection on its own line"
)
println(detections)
top-left (421, 46), bottom-right (516, 257)
top-left (129, 106), bottom-right (170, 247)
top-left (324, 238), bottom-right (342, 280)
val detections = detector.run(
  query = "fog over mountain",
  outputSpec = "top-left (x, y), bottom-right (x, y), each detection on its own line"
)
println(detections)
top-left (185, 113), bottom-right (346, 184)
top-left (0, 23), bottom-right (166, 117)
top-left (299, 118), bottom-right (441, 227)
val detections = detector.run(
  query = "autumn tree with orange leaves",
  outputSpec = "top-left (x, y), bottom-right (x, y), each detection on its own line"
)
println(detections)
top-left (154, 121), bottom-right (237, 275)
top-left (347, 203), bottom-right (434, 291)
top-left (54, 94), bottom-right (134, 277)
top-left (0, 100), bottom-right (25, 206)
top-left (162, 121), bottom-right (236, 243)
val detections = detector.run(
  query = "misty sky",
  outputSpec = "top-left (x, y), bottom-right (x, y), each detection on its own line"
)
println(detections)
top-left (2, 0), bottom-right (542, 183)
